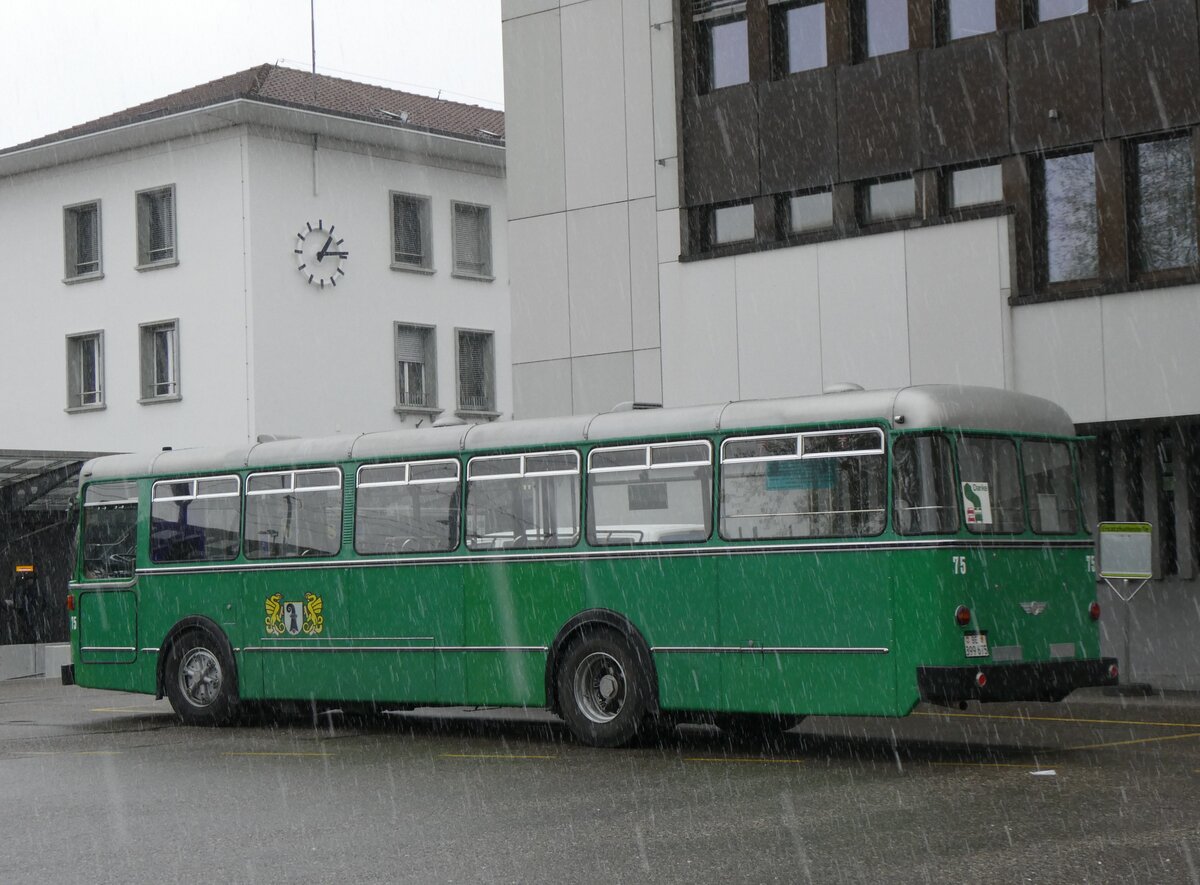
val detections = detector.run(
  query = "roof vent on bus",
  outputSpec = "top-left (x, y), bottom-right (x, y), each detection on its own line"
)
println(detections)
top-left (609, 401), bottom-right (663, 412)
top-left (823, 382), bottom-right (864, 394)
top-left (432, 415), bottom-right (469, 427)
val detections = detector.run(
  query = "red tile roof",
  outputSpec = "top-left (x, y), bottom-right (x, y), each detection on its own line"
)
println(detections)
top-left (4, 64), bottom-right (504, 153)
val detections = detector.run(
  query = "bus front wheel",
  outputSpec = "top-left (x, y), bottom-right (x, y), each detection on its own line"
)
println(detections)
top-left (557, 630), bottom-right (650, 748)
top-left (164, 631), bottom-right (238, 726)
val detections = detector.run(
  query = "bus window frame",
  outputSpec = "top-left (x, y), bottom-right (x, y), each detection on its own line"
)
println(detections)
top-left (585, 439), bottom-right (714, 546)
top-left (465, 449), bottom-right (582, 551)
top-left (951, 432), bottom-right (1027, 536)
top-left (354, 458), bottom-right (462, 555)
top-left (80, 479), bottom-right (140, 581)
top-left (1019, 437), bottom-right (1082, 537)
top-left (149, 474), bottom-right (242, 564)
top-left (243, 466), bottom-right (344, 560)
top-left (718, 427), bottom-right (887, 542)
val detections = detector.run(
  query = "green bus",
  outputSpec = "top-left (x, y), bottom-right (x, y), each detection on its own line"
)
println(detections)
top-left (65, 385), bottom-right (1117, 747)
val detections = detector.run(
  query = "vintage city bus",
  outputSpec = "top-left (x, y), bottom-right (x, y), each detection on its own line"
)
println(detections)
top-left (65, 385), bottom-right (1118, 746)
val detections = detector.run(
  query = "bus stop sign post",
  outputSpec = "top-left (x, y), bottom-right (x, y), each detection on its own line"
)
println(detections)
top-left (1097, 522), bottom-right (1153, 691)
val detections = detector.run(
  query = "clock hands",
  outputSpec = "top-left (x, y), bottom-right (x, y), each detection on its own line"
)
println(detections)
top-left (316, 234), bottom-right (333, 262)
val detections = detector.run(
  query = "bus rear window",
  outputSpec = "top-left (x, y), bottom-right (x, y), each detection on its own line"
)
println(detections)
top-left (1022, 440), bottom-right (1079, 534)
top-left (244, 468), bottom-right (343, 559)
top-left (587, 441), bottom-right (712, 546)
top-left (892, 434), bottom-right (958, 535)
top-left (82, 481), bottom-right (138, 579)
top-left (720, 429), bottom-right (886, 540)
top-left (151, 476), bottom-right (241, 563)
top-left (956, 436), bottom-right (1024, 533)
top-left (356, 459), bottom-right (460, 554)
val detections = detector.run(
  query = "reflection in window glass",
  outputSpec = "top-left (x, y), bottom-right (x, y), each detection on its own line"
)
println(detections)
top-left (356, 461), bottom-right (460, 554)
top-left (1022, 441), bottom-right (1079, 534)
top-left (151, 476), bottom-right (241, 563)
top-left (956, 437), bottom-right (1024, 533)
top-left (588, 442), bottom-right (712, 546)
top-left (866, 177), bottom-right (915, 222)
top-left (949, 165), bottom-right (1003, 208)
top-left (1043, 151), bottom-right (1097, 283)
top-left (713, 203), bottom-right (755, 244)
top-left (892, 435), bottom-right (958, 535)
top-left (244, 469), bottom-right (342, 559)
top-left (947, 0), bottom-right (996, 40)
top-left (1038, 0), bottom-right (1087, 22)
top-left (82, 481), bottom-right (138, 579)
top-left (707, 17), bottom-right (749, 90)
top-left (466, 452), bottom-right (580, 550)
top-left (866, 0), bottom-right (909, 58)
top-left (1132, 136), bottom-right (1198, 274)
top-left (790, 191), bottom-right (834, 232)
top-left (784, 2), bottom-right (827, 73)
top-left (721, 431), bottom-right (886, 540)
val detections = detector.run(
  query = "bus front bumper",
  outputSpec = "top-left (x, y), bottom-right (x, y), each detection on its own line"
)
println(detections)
top-left (917, 657), bottom-right (1119, 705)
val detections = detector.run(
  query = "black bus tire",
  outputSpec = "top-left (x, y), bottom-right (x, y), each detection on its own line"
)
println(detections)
top-left (557, 629), bottom-right (650, 748)
top-left (164, 631), bottom-right (238, 726)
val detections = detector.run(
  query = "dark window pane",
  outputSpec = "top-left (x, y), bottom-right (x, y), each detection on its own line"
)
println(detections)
top-left (866, 177), bottom-right (915, 222)
top-left (1022, 441), bottom-right (1079, 535)
top-left (709, 17), bottom-right (749, 89)
top-left (948, 0), bottom-right (995, 39)
top-left (956, 436), bottom-right (1024, 533)
top-left (866, 0), bottom-right (908, 58)
top-left (892, 434), bottom-right (958, 535)
top-left (1043, 151), bottom-right (1098, 283)
top-left (786, 3), bottom-right (826, 73)
top-left (1133, 137), bottom-right (1198, 273)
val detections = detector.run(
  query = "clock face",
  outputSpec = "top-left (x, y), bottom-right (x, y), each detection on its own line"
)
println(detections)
top-left (295, 220), bottom-right (348, 287)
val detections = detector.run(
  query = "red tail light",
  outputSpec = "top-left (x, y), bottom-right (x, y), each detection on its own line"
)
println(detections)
top-left (1108, 663), bottom-right (1119, 680)
top-left (66, 594), bottom-right (74, 612)
top-left (975, 672), bottom-right (988, 688)
top-left (1089, 601), bottom-right (1101, 621)
top-left (955, 605), bottom-right (971, 627)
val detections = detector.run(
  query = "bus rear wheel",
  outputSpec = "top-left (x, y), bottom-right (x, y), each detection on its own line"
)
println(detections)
top-left (165, 631), bottom-right (238, 726)
top-left (557, 630), bottom-right (650, 748)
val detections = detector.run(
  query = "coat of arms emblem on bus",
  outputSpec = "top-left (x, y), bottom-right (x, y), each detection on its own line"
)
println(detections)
top-left (264, 592), bottom-right (324, 636)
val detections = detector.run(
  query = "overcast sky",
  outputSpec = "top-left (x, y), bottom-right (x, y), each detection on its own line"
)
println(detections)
top-left (1, 0), bottom-right (504, 149)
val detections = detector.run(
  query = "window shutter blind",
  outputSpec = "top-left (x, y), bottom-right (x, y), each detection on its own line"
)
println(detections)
top-left (395, 326), bottom-right (426, 363)
top-left (457, 332), bottom-right (492, 411)
top-left (453, 204), bottom-right (490, 276)
top-left (393, 196), bottom-right (424, 264)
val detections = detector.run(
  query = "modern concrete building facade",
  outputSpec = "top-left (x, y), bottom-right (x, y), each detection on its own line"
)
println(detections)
top-left (0, 65), bottom-right (509, 654)
top-left (502, 0), bottom-right (1200, 688)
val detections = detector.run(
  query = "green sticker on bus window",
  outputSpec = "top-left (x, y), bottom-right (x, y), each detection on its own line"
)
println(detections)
top-left (767, 459), bottom-right (834, 490)
top-left (962, 482), bottom-right (993, 525)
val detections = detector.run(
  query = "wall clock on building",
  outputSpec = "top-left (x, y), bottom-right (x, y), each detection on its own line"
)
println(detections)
top-left (295, 220), bottom-right (349, 288)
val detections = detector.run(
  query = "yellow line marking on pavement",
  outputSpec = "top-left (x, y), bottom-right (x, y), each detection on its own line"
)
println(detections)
top-left (1065, 732), bottom-right (1200, 752)
top-left (223, 752), bottom-right (335, 758)
top-left (90, 706), bottom-right (164, 714)
top-left (928, 761), bottom-right (1040, 769)
top-left (439, 753), bottom-right (557, 760)
top-left (685, 757), bottom-right (805, 765)
top-left (914, 710), bottom-right (1200, 730)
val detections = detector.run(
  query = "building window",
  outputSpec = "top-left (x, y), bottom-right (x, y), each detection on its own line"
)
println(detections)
top-left (772, 1), bottom-right (826, 76)
top-left (395, 323), bottom-right (437, 410)
top-left (66, 331), bottom-right (104, 410)
top-left (452, 201), bottom-right (492, 279)
top-left (948, 163), bottom-right (1003, 209)
top-left (136, 185), bottom-right (176, 267)
top-left (1035, 0), bottom-right (1087, 23)
top-left (391, 192), bottom-right (433, 271)
top-left (941, 0), bottom-right (996, 42)
top-left (1039, 150), bottom-right (1098, 285)
top-left (860, 0), bottom-right (909, 60)
top-left (712, 202), bottom-right (755, 244)
top-left (63, 201), bottom-right (101, 280)
top-left (788, 190), bottom-right (834, 233)
top-left (139, 320), bottom-right (180, 401)
top-left (863, 176), bottom-right (915, 222)
top-left (696, 2), bottom-right (749, 92)
top-left (456, 329), bottom-right (496, 414)
top-left (1130, 135), bottom-right (1198, 275)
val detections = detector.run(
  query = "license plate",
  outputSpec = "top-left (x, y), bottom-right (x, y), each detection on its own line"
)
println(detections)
top-left (964, 632), bottom-right (989, 658)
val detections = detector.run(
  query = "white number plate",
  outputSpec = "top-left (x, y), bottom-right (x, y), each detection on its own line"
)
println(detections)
top-left (963, 633), bottom-right (989, 658)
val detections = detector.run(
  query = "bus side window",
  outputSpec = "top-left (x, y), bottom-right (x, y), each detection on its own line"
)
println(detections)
top-left (892, 434), bottom-right (958, 535)
top-left (355, 460), bottom-right (461, 554)
top-left (81, 481), bottom-right (139, 579)
top-left (586, 441), bottom-right (712, 546)
top-left (151, 476), bottom-right (241, 563)
top-left (466, 451), bottom-right (580, 551)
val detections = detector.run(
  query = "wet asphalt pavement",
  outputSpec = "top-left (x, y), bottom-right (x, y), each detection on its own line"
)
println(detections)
top-left (1, 679), bottom-right (1199, 884)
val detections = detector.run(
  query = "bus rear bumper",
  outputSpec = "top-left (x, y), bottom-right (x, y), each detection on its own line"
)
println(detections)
top-left (917, 658), bottom-right (1119, 705)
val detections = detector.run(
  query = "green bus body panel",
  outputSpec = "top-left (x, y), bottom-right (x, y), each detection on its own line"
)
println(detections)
top-left (78, 591), bottom-right (138, 664)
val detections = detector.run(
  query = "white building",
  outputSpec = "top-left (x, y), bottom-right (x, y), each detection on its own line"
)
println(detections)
top-left (0, 64), bottom-right (508, 653)
top-left (501, 1), bottom-right (1200, 689)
